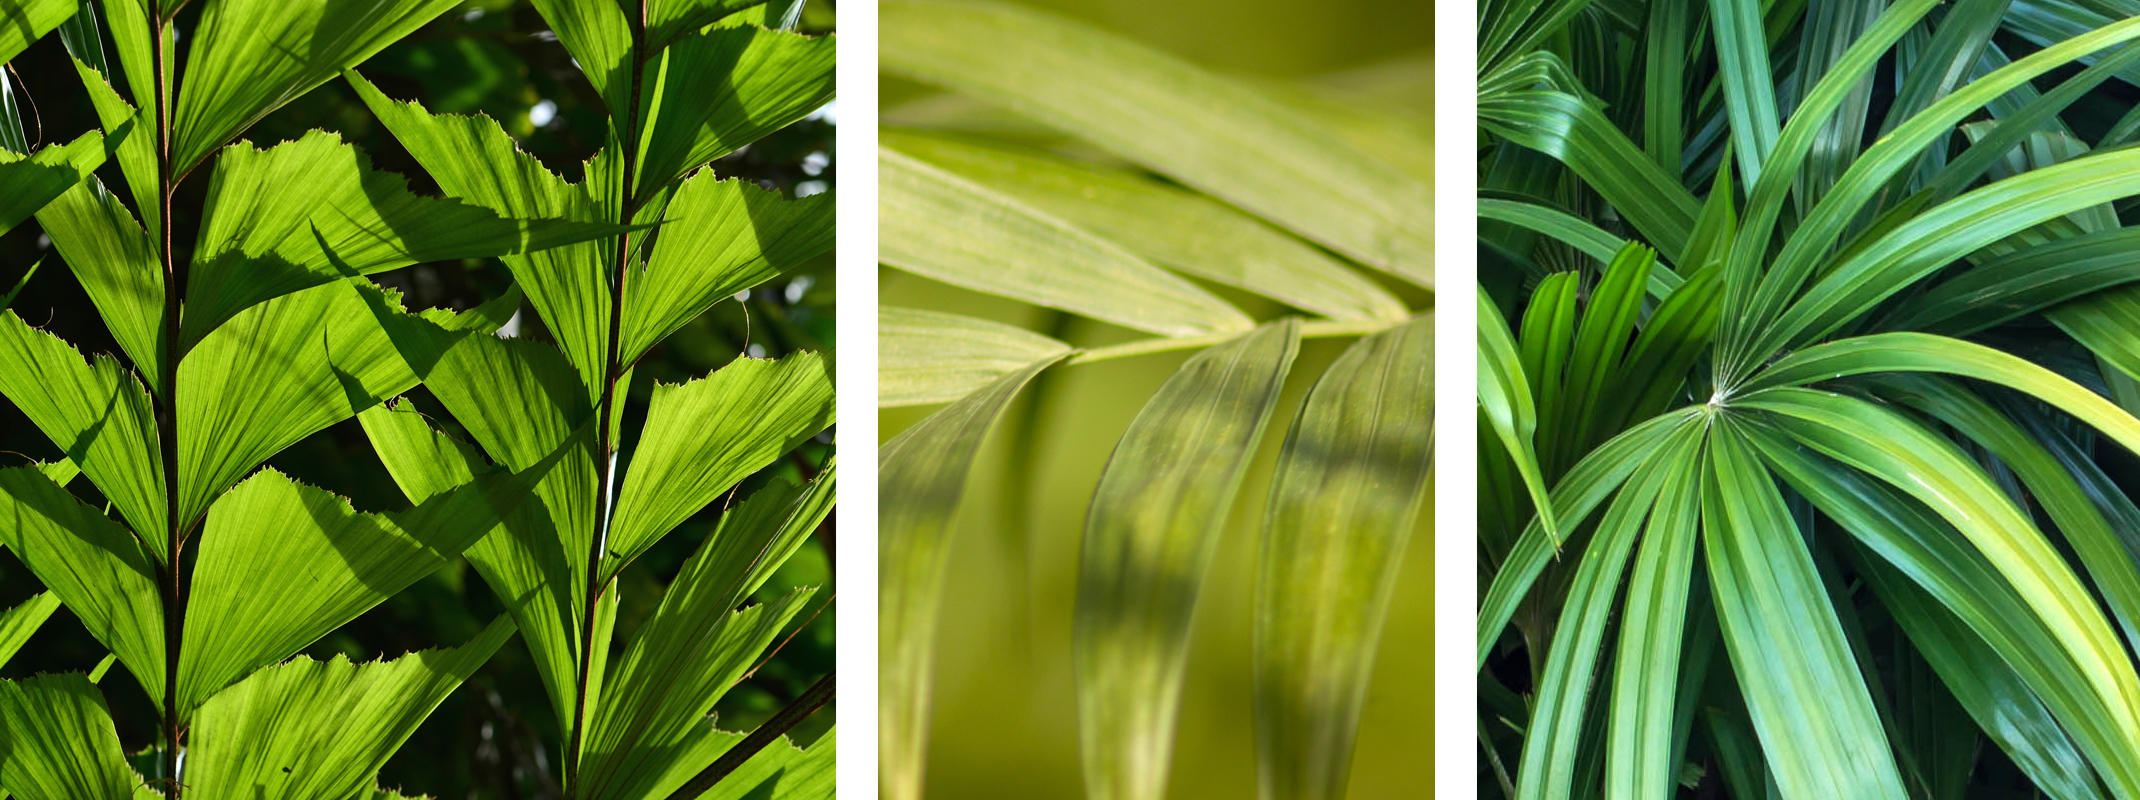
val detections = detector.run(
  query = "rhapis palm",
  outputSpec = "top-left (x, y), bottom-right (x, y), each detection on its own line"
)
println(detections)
top-left (1482, 1), bottom-right (2140, 798)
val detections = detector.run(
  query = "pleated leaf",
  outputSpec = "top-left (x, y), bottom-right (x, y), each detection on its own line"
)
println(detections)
top-left (882, 147), bottom-right (1250, 337)
top-left (0, 467), bottom-right (164, 708)
top-left (176, 280), bottom-right (516, 536)
top-left (0, 130), bottom-right (105, 237)
top-left (524, 0), bottom-right (633, 123)
top-left (880, 355), bottom-right (1065, 800)
top-left (0, 0), bottom-right (74, 63)
top-left (579, 475), bottom-right (832, 799)
top-left (346, 71), bottom-right (617, 394)
top-left (623, 170), bottom-right (833, 365)
top-left (26, 172), bottom-right (162, 391)
top-left (1702, 422), bottom-right (1911, 800)
top-left (0, 593), bottom-right (58, 670)
top-left (879, 306), bottom-right (1071, 407)
top-left (171, 0), bottom-right (461, 171)
top-left (66, 57), bottom-right (158, 235)
top-left (885, 130), bottom-right (1408, 322)
top-left (630, 23), bottom-right (835, 202)
top-left (881, 0), bottom-right (1430, 284)
top-left (0, 312), bottom-right (165, 548)
top-left (357, 398), bottom-right (589, 744)
top-left (1076, 319), bottom-right (1299, 800)
top-left (0, 674), bottom-right (142, 800)
top-left (183, 130), bottom-right (630, 349)
top-left (696, 727), bottom-right (836, 800)
top-left (184, 615), bottom-right (515, 800)
top-left (176, 465), bottom-right (539, 716)
top-left (604, 352), bottom-right (834, 578)
top-left (1253, 316), bottom-right (1432, 800)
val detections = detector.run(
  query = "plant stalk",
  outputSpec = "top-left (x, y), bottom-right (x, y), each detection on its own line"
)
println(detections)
top-left (566, 2), bottom-right (649, 793)
top-left (659, 671), bottom-right (835, 800)
top-left (151, 3), bottom-right (183, 795)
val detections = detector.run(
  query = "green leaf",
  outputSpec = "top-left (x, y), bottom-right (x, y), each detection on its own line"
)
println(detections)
top-left (525, 0), bottom-right (633, 123)
top-left (0, 0), bottom-right (76, 63)
top-left (579, 476), bottom-right (831, 799)
top-left (1254, 317), bottom-right (1431, 800)
top-left (885, 130), bottom-right (1409, 322)
top-left (27, 171), bottom-right (163, 392)
top-left (1479, 82), bottom-right (1700, 262)
top-left (622, 169), bottom-right (833, 365)
top-left (0, 674), bottom-right (143, 800)
top-left (0, 593), bottom-right (58, 670)
top-left (1515, 434), bottom-right (1685, 800)
top-left (1701, 421), bottom-right (1912, 800)
top-left (176, 281), bottom-right (508, 535)
top-left (356, 397), bottom-right (590, 744)
top-left (356, 305), bottom-right (604, 737)
top-left (0, 467), bottom-right (164, 709)
top-left (630, 24), bottom-right (835, 202)
top-left (1747, 422), bottom-right (2139, 797)
top-left (880, 354), bottom-right (1065, 800)
top-left (603, 352), bottom-right (834, 580)
top-left (1076, 319), bottom-right (1298, 800)
top-left (879, 306), bottom-right (1072, 407)
top-left (694, 728), bottom-right (836, 800)
top-left (881, 147), bottom-right (1252, 337)
top-left (66, 56), bottom-right (157, 234)
top-left (171, 0), bottom-right (461, 172)
top-left (184, 615), bottom-right (516, 800)
top-left (346, 71), bottom-right (618, 394)
top-left (176, 466), bottom-right (538, 716)
top-left (1477, 409), bottom-right (1707, 667)
top-left (0, 312), bottom-right (165, 547)
top-left (183, 130), bottom-right (631, 350)
top-left (1602, 447), bottom-right (1703, 800)
top-left (0, 130), bottom-right (106, 237)
top-left (1740, 388), bottom-right (2140, 795)
top-left (1709, 0), bottom-right (1781, 185)
top-left (882, 0), bottom-right (1430, 283)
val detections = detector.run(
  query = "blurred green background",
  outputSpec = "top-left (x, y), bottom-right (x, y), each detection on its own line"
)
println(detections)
top-left (0, 2), bottom-right (836, 797)
top-left (880, 2), bottom-right (1433, 797)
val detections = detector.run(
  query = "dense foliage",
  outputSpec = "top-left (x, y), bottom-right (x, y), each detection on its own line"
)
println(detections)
top-left (0, 1), bottom-right (836, 797)
top-left (1480, 1), bottom-right (2140, 799)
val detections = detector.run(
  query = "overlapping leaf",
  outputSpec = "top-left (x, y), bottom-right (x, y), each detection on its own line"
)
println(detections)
top-left (604, 352), bottom-right (834, 577)
top-left (172, 0), bottom-right (462, 171)
top-left (879, 306), bottom-right (1070, 407)
top-left (0, 675), bottom-right (144, 800)
top-left (882, 0), bottom-right (1431, 283)
top-left (184, 616), bottom-right (516, 800)
top-left (882, 147), bottom-right (1251, 337)
top-left (0, 467), bottom-right (164, 707)
top-left (0, 312), bottom-right (165, 545)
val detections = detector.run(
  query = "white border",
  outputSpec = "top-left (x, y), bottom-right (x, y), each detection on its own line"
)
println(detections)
top-left (1434, 3), bottom-right (1478, 800)
top-left (831, 0), bottom-right (879, 793)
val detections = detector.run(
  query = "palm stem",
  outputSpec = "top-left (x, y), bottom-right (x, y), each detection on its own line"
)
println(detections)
top-left (659, 671), bottom-right (835, 800)
top-left (567, 2), bottom-right (649, 792)
top-left (1063, 317), bottom-right (1407, 365)
top-left (151, 3), bottom-right (183, 794)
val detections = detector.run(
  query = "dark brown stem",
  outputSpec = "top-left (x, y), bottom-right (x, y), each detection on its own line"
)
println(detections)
top-left (660, 672), bottom-right (834, 800)
top-left (565, 3), bottom-right (649, 793)
top-left (151, 4), bottom-right (183, 796)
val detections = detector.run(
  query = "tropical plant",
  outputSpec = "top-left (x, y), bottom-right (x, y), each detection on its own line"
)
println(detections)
top-left (878, 3), bottom-right (1432, 800)
top-left (0, 0), bottom-right (836, 797)
top-left (343, 0), bottom-right (839, 797)
top-left (1478, 2), bottom-right (2140, 799)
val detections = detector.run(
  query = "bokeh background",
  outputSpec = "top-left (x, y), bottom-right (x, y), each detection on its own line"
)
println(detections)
top-left (880, 2), bottom-right (1433, 797)
top-left (0, 2), bottom-right (836, 796)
